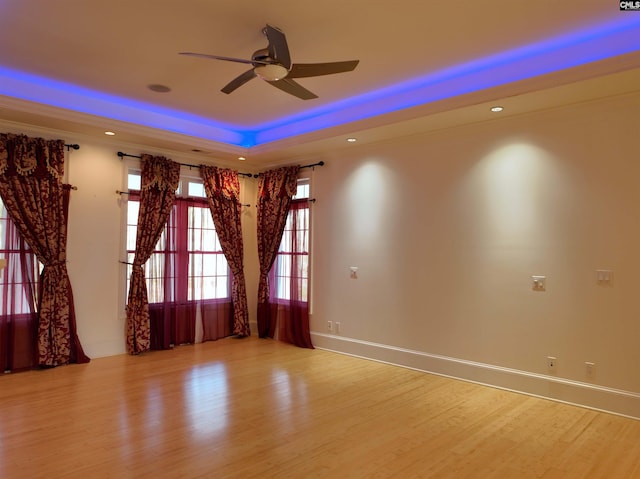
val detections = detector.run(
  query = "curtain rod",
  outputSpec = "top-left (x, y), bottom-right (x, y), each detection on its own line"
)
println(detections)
top-left (117, 152), bottom-right (324, 178)
top-left (114, 189), bottom-right (251, 207)
top-left (64, 144), bottom-right (79, 188)
top-left (117, 151), bottom-right (253, 178)
top-left (301, 161), bottom-right (324, 169)
top-left (251, 161), bottom-right (325, 178)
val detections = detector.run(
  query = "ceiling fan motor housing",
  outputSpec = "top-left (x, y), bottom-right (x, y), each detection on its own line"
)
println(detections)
top-left (252, 48), bottom-right (272, 64)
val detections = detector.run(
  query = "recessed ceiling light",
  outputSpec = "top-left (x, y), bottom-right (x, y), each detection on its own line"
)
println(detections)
top-left (148, 84), bottom-right (171, 93)
top-left (104, 131), bottom-right (116, 136)
top-left (238, 156), bottom-right (246, 161)
top-left (490, 106), bottom-right (504, 112)
top-left (346, 137), bottom-right (357, 143)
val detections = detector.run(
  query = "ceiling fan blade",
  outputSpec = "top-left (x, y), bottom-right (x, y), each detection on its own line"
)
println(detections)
top-left (179, 52), bottom-right (261, 65)
top-left (264, 24), bottom-right (291, 69)
top-left (288, 60), bottom-right (359, 78)
top-left (267, 78), bottom-right (317, 100)
top-left (221, 69), bottom-right (257, 94)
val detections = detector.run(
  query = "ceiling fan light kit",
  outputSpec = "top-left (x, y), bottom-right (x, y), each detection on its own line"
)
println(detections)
top-left (180, 24), bottom-right (359, 100)
top-left (254, 63), bottom-right (289, 81)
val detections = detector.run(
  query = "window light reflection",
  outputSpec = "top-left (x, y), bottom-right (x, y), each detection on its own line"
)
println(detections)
top-left (184, 363), bottom-right (229, 439)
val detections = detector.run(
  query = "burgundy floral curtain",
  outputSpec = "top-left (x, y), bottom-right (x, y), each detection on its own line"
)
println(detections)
top-left (256, 165), bottom-right (299, 338)
top-left (0, 133), bottom-right (89, 367)
top-left (200, 165), bottom-right (250, 337)
top-left (126, 154), bottom-right (180, 354)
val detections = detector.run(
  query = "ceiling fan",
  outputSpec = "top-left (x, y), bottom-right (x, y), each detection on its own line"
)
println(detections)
top-left (179, 24), bottom-right (359, 100)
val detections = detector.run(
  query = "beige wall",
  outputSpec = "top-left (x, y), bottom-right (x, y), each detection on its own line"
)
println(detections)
top-left (310, 91), bottom-right (640, 403)
top-left (2, 89), bottom-right (639, 415)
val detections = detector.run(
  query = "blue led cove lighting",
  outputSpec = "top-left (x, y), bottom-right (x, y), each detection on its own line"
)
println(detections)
top-left (0, 15), bottom-right (639, 149)
top-left (252, 15), bottom-right (640, 146)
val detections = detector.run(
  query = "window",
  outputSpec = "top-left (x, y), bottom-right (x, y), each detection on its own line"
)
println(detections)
top-left (125, 170), bottom-right (230, 304)
top-left (272, 179), bottom-right (310, 302)
top-left (0, 197), bottom-right (41, 371)
top-left (0, 198), bottom-right (40, 316)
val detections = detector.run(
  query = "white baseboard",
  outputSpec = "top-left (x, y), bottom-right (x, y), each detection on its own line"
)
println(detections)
top-left (311, 332), bottom-right (640, 420)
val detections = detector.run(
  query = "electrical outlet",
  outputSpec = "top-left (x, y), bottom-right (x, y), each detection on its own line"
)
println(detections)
top-left (335, 322), bottom-right (341, 334)
top-left (596, 270), bottom-right (613, 287)
top-left (532, 275), bottom-right (546, 292)
top-left (585, 361), bottom-right (595, 379)
top-left (547, 356), bottom-right (557, 372)
top-left (327, 321), bottom-right (333, 332)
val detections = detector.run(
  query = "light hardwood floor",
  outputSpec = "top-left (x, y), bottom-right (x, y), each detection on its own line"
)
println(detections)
top-left (2, 336), bottom-right (640, 478)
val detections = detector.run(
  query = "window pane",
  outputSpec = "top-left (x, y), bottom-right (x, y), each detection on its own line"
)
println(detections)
top-left (279, 254), bottom-right (291, 275)
top-left (293, 180), bottom-right (309, 199)
top-left (128, 172), bottom-right (141, 190)
top-left (147, 277), bottom-right (164, 303)
top-left (202, 229), bottom-right (218, 252)
top-left (277, 275), bottom-right (290, 301)
top-left (190, 276), bottom-right (202, 300)
top-left (190, 253), bottom-right (203, 277)
top-left (296, 228), bottom-right (308, 252)
top-left (279, 231), bottom-right (292, 253)
top-left (213, 275), bottom-right (229, 298)
top-left (126, 226), bottom-right (137, 250)
top-left (202, 254), bottom-right (220, 274)
top-left (190, 228), bottom-right (202, 251)
top-left (188, 182), bottom-right (206, 198)
top-left (127, 201), bottom-right (139, 224)
top-left (216, 254), bottom-right (228, 273)
top-left (190, 207), bottom-right (203, 229)
top-left (0, 220), bottom-right (6, 249)
top-left (202, 210), bottom-right (215, 229)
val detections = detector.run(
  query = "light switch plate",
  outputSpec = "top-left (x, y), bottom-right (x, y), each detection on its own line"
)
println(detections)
top-left (596, 270), bottom-right (613, 286)
top-left (532, 275), bottom-right (546, 292)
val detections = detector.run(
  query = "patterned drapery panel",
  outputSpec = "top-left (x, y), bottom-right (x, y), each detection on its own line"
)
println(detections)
top-left (256, 165), bottom-right (299, 338)
top-left (126, 154), bottom-right (180, 354)
top-left (0, 133), bottom-right (89, 367)
top-left (200, 165), bottom-right (250, 337)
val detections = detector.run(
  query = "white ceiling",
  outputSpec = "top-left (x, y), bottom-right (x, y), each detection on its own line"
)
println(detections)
top-left (1, 1), bottom-right (639, 167)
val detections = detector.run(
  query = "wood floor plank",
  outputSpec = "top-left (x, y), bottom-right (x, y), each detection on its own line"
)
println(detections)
top-left (1, 336), bottom-right (640, 478)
